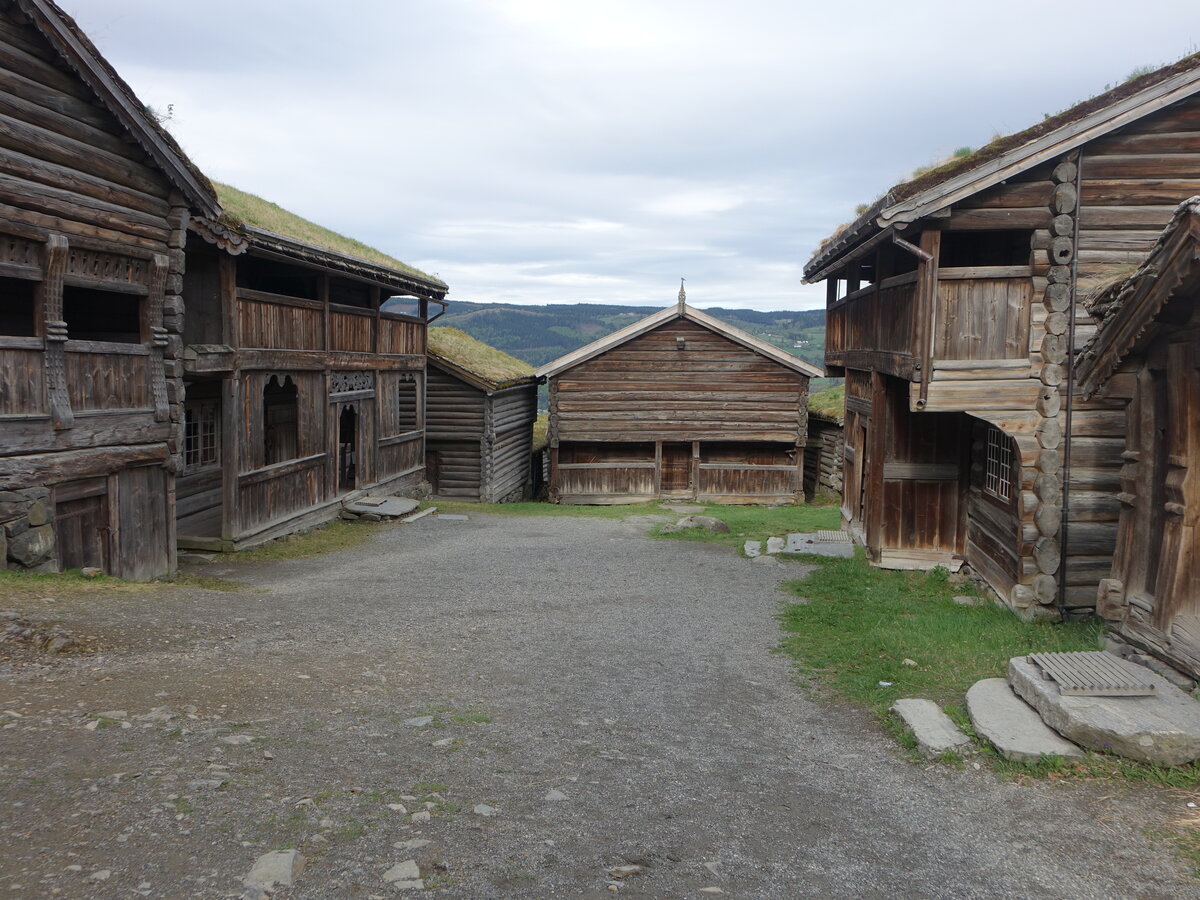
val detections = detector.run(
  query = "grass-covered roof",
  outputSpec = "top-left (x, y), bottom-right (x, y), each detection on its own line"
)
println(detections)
top-left (807, 384), bottom-right (844, 423)
top-left (428, 327), bottom-right (535, 391)
top-left (214, 182), bottom-right (444, 288)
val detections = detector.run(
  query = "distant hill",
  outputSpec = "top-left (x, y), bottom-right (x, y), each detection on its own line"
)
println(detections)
top-left (433, 300), bottom-right (827, 370)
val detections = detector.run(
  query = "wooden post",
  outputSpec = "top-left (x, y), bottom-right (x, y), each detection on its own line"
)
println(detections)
top-left (147, 254), bottom-right (170, 423)
top-left (219, 254), bottom-right (238, 347)
top-left (691, 440), bottom-right (700, 499)
top-left (916, 229), bottom-right (941, 407)
top-left (220, 376), bottom-right (239, 542)
top-left (654, 441), bottom-right (663, 495)
top-left (41, 234), bottom-right (72, 431)
top-left (319, 274), bottom-right (330, 351)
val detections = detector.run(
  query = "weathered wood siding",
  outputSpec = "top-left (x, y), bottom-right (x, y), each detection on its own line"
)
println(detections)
top-left (482, 385), bottom-right (536, 502)
top-left (804, 415), bottom-right (843, 498)
top-left (0, 8), bottom-right (186, 579)
top-left (555, 319), bottom-right (806, 442)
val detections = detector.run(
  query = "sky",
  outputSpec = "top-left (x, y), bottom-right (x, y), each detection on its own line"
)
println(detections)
top-left (64, 0), bottom-right (1200, 311)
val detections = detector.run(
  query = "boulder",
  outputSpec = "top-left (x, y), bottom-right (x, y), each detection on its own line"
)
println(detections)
top-left (1008, 655), bottom-right (1200, 765)
top-left (244, 850), bottom-right (305, 892)
top-left (966, 678), bottom-right (1083, 763)
top-left (890, 698), bottom-right (971, 755)
top-left (8, 525), bottom-right (54, 568)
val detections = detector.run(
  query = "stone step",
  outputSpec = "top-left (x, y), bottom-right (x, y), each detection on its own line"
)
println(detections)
top-left (890, 698), bottom-right (971, 756)
top-left (966, 678), bottom-right (1083, 763)
top-left (1008, 655), bottom-right (1200, 766)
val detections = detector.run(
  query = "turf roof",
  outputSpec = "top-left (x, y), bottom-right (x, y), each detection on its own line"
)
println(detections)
top-left (427, 326), bottom-right (535, 390)
top-left (807, 51), bottom-right (1200, 276)
top-left (807, 384), bottom-right (845, 423)
top-left (214, 183), bottom-right (444, 288)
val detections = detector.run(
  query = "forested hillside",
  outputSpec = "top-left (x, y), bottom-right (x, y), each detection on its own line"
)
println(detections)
top-left (434, 300), bottom-right (826, 370)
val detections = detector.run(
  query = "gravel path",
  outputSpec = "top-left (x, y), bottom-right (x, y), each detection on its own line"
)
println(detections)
top-left (1, 512), bottom-right (1197, 899)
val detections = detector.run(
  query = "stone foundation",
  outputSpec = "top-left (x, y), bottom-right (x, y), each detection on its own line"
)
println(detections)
top-left (0, 488), bottom-right (57, 572)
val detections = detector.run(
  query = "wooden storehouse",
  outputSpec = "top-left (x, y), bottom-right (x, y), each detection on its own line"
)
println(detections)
top-left (0, 0), bottom-right (219, 578)
top-left (425, 327), bottom-right (537, 502)
top-left (537, 290), bottom-right (822, 504)
top-left (804, 388), bottom-right (844, 500)
top-left (1077, 197), bottom-right (1200, 677)
top-left (176, 184), bottom-right (448, 551)
top-left (804, 53), bottom-right (1200, 619)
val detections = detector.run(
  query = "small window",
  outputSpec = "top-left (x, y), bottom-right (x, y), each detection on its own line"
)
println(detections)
top-left (940, 230), bottom-right (1032, 268)
top-left (184, 400), bottom-right (219, 470)
top-left (0, 277), bottom-right (37, 336)
top-left (984, 426), bottom-right (1015, 503)
top-left (397, 376), bottom-right (419, 433)
top-left (63, 286), bottom-right (142, 342)
top-left (263, 375), bottom-right (299, 465)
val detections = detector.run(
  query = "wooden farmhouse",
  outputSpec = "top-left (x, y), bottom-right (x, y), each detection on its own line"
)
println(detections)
top-left (804, 53), bottom-right (1200, 620)
top-left (536, 290), bottom-right (822, 504)
top-left (0, 0), bottom-right (219, 578)
top-left (176, 184), bottom-right (448, 551)
top-left (1077, 197), bottom-right (1200, 677)
top-left (424, 326), bottom-right (537, 502)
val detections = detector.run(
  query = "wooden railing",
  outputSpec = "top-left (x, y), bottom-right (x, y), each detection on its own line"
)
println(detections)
top-left (377, 431), bottom-right (423, 478)
top-left (236, 453), bottom-right (325, 534)
top-left (237, 289), bottom-right (423, 355)
top-left (933, 268), bottom-right (1031, 361)
top-left (0, 339), bottom-right (44, 415)
top-left (826, 273), bottom-right (919, 377)
top-left (65, 342), bottom-right (149, 410)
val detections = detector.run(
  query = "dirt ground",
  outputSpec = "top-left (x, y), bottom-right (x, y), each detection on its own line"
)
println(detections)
top-left (1, 512), bottom-right (1198, 899)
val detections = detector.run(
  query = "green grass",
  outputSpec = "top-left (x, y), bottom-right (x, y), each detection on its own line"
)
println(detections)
top-left (808, 384), bottom-right (844, 421)
top-left (173, 572), bottom-right (250, 592)
top-left (778, 553), bottom-right (1103, 714)
top-left (428, 327), bottom-right (533, 388)
top-left (0, 569), bottom-right (163, 601)
top-left (231, 519), bottom-right (384, 564)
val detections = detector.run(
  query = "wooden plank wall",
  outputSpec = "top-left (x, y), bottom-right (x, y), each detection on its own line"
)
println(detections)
top-left (554, 319), bottom-right (806, 443)
top-left (0, 8), bottom-right (185, 579)
top-left (804, 417), bottom-right (843, 497)
top-left (482, 385), bottom-right (536, 502)
top-left (425, 367), bottom-right (485, 498)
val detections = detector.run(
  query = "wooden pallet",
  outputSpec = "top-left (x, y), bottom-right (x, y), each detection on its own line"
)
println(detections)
top-left (1028, 651), bottom-right (1157, 697)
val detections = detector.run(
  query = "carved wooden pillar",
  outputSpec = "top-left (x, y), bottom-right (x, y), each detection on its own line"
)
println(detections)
top-left (148, 253), bottom-right (170, 423)
top-left (41, 234), bottom-right (72, 431)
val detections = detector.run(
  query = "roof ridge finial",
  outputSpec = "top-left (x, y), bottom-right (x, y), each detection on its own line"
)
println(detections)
top-left (678, 277), bottom-right (686, 311)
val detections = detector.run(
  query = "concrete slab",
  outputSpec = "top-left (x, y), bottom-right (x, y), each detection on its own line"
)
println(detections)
top-left (344, 496), bottom-right (419, 517)
top-left (890, 698), bottom-right (971, 756)
top-left (966, 678), bottom-right (1083, 763)
top-left (1008, 655), bottom-right (1200, 765)
top-left (782, 533), bottom-right (854, 558)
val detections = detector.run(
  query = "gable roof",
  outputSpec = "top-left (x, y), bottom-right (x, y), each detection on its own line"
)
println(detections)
top-left (20, 0), bottom-right (219, 218)
top-left (805, 52), bottom-right (1200, 282)
top-left (1076, 196), bottom-right (1200, 397)
top-left (535, 301), bottom-right (824, 379)
top-left (427, 327), bottom-right (535, 392)
top-left (191, 183), bottom-right (448, 299)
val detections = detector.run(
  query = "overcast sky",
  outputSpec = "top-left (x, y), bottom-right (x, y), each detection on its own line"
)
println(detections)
top-left (66, 0), bottom-right (1199, 311)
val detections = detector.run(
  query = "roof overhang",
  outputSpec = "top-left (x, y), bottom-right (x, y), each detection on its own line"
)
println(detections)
top-left (536, 303), bottom-right (823, 379)
top-left (427, 353), bottom-right (536, 394)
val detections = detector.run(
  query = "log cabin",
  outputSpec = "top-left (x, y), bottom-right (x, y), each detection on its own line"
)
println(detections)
top-left (536, 287), bottom-right (822, 504)
top-left (0, 0), bottom-right (219, 578)
top-left (804, 53), bottom-right (1200, 619)
top-left (176, 184), bottom-right (448, 551)
top-left (1077, 197), bottom-right (1200, 677)
top-left (804, 387), bottom-right (844, 500)
top-left (425, 326), bottom-right (537, 502)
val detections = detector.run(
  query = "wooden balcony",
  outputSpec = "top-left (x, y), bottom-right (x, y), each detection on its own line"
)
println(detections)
top-left (825, 272), bottom-right (920, 380)
top-left (235, 288), bottom-right (425, 358)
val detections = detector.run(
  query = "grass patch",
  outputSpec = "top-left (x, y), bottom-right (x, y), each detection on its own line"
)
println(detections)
top-left (1149, 824), bottom-right (1200, 877)
top-left (808, 384), bottom-right (844, 421)
top-left (173, 572), bottom-right (250, 592)
top-left (231, 520), bottom-right (383, 564)
top-left (777, 553), bottom-right (1103, 715)
top-left (0, 569), bottom-right (161, 601)
top-left (428, 327), bottom-right (533, 388)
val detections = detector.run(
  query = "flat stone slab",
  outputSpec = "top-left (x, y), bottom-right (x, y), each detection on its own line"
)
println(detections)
top-left (890, 698), bottom-right (971, 756)
top-left (782, 533), bottom-right (854, 558)
top-left (966, 678), bottom-right (1083, 763)
top-left (1009, 655), bottom-right (1200, 765)
top-left (345, 496), bottom-right (419, 517)
top-left (743, 540), bottom-right (762, 558)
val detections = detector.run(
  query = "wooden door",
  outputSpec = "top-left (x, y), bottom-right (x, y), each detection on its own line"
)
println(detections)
top-left (53, 478), bottom-right (109, 572)
top-left (661, 443), bottom-right (691, 494)
top-left (115, 465), bottom-right (171, 580)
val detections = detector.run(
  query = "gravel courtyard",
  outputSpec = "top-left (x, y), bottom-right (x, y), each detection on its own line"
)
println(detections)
top-left (1, 511), bottom-right (1197, 899)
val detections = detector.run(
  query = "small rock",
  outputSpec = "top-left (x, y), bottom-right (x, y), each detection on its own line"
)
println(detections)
top-left (472, 803), bottom-right (498, 817)
top-left (952, 595), bottom-right (983, 607)
top-left (220, 734), bottom-right (254, 745)
top-left (609, 864), bottom-right (643, 878)
top-left (890, 698), bottom-right (971, 756)
top-left (411, 811), bottom-right (430, 824)
top-left (703, 861), bottom-right (720, 876)
top-left (431, 738), bottom-right (454, 747)
top-left (65, 866), bottom-right (82, 873)
top-left (80, 567), bottom-right (103, 578)
top-left (382, 860), bottom-right (421, 884)
top-left (545, 789), bottom-right (568, 802)
top-left (387, 804), bottom-right (408, 814)
top-left (244, 849), bottom-right (305, 891)
top-left (743, 540), bottom-right (762, 558)
top-left (404, 716), bottom-right (433, 727)
top-left (87, 870), bottom-right (111, 882)
top-left (902, 658), bottom-right (918, 667)
top-left (263, 750), bottom-right (274, 760)
top-left (765, 536), bottom-right (785, 554)
top-left (187, 778), bottom-right (225, 790)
